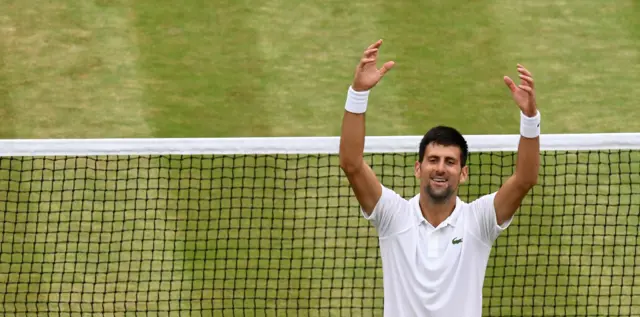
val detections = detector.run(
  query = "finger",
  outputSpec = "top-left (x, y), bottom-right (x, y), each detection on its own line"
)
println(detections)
top-left (503, 76), bottom-right (517, 92)
top-left (359, 57), bottom-right (376, 67)
top-left (518, 84), bottom-right (533, 93)
top-left (379, 61), bottom-right (395, 76)
top-left (519, 74), bottom-right (534, 87)
top-left (517, 64), bottom-right (532, 77)
top-left (363, 48), bottom-right (378, 58)
top-left (366, 39), bottom-right (383, 50)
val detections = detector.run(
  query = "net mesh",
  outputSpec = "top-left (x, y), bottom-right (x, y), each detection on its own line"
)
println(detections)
top-left (0, 144), bottom-right (639, 316)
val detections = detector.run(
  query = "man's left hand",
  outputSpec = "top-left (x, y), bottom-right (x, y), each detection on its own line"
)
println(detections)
top-left (504, 64), bottom-right (537, 117)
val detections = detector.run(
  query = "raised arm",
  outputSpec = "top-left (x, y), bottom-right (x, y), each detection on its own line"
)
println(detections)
top-left (494, 64), bottom-right (541, 225)
top-left (339, 40), bottom-right (395, 215)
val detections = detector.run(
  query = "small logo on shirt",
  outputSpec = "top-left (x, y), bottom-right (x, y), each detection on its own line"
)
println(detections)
top-left (452, 237), bottom-right (463, 245)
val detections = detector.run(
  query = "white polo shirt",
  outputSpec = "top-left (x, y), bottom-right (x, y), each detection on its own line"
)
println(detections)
top-left (361, 184), bottom-right (513, 317)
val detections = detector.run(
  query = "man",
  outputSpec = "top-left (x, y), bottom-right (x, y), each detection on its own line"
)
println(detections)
top-left (338, 39), bottom-right (540, 317)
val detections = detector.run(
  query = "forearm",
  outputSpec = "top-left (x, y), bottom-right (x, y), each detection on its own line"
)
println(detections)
top-left (339, 87), bottom-right (369, 172)
top-left (493, 111), bottom-right (541, 223)
top-left (514, 111), bottom-right (541, 188)
top-left (339, 112), bottom-right (365, 171)
top-left (514, 136), bottom-right (540, 188)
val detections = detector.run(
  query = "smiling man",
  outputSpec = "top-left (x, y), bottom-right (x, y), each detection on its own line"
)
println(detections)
top-left (338, 40), bottom-right (541, 317)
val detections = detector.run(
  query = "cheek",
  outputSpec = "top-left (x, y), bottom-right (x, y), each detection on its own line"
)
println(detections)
top-left (419, 170), bottom-right (430, 182)
top-left (448, 168), bottom-right (461, 180)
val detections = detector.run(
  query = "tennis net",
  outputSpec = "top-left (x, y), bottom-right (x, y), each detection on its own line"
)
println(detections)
top-left (0, 133), bottom-right (639, 316)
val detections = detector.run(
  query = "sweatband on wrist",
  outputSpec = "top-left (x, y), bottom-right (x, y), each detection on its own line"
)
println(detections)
top-left (520, 110), bottom-right (541, 138)
top-left (344, 86), bottom-right (370, 114)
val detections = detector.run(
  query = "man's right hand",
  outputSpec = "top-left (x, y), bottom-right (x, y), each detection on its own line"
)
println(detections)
top-left (351, 39), bottom-right (395, 92)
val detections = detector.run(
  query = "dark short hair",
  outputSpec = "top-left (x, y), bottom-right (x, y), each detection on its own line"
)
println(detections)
top-left (418, 126), bottom-right (468, 167)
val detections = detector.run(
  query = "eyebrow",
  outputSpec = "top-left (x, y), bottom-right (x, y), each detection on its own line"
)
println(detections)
top-left (427, 155), bottom-right (458, 161)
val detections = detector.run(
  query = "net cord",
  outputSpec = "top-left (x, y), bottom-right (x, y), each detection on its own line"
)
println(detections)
top-left (1, 133), bottom-right (640, 156)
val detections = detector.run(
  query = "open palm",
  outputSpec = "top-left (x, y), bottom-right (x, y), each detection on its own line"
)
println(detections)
top-left (352, 40), bottom-right (395, 92)
top-left (504, 64), bottom-right (537, 117)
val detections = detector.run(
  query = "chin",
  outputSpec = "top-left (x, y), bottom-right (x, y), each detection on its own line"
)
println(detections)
top-left (424, 186), bottom-right (453, 202)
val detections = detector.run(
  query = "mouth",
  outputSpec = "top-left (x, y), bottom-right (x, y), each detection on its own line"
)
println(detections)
top-left (430, 177), bottom-right (448, 186)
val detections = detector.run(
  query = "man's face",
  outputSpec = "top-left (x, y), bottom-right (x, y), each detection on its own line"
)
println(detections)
top-left (414, 143), bottom-right (468, 203)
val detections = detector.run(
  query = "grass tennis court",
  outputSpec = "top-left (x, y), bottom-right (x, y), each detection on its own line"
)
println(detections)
top-left (1, 0), bottom-right (640, 316)
top-left (1, 0), bottom-right (640, 138)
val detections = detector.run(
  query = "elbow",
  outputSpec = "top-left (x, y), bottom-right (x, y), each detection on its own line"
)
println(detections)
top-left (339, 156), bottom-right (363, 175)
top-left (524, 179), bottom-right (538, 190)
top-left (517, 175), bottom-right (538, 190)
top-left (515, 164), bottom-right (539, 189)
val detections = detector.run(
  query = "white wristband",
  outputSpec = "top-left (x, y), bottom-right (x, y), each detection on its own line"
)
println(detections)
top-left (520, 110), bottom-right (541, 138)
top-left (344, 86), bottom-right (369, 114)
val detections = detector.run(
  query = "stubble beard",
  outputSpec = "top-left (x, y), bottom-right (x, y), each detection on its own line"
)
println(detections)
top-left (424, 184), bottom-right (454, 204)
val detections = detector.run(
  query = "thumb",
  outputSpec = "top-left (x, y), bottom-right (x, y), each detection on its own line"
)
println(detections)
top-left (379, 61), bottom-right (395, 76)
top-left (503, 76), bottom-right (517, 93)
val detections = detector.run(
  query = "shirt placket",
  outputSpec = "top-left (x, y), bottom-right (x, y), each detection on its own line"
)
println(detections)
top-left (427, 228), bottom-right (440, 258)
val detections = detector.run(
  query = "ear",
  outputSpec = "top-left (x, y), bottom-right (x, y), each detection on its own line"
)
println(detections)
top-left (459, 165), bottom-right (469, 184)
top-left (414, 161), bottom-right (421, 178)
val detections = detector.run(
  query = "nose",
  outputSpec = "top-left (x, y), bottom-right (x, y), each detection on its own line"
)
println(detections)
top-left (434, 161), bottom-right (446, 174)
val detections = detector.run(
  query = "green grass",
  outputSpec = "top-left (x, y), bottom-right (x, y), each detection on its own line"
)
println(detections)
top-left (1, 0), bottom-right (640, 138)
top-left (1, 0), bottom-right (640, 316)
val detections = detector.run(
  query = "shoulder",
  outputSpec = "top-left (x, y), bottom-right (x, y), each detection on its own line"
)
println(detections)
top-left (363, 184), bottom-right (411, 217)
top-left (458, 192), bottom-right (498, 216)
top-left (378, 184), bottom-right (411, 205)
top-left (362, 185), bottom-right (421, 237)
top-left (469, 192), bottom-right (497, 211)
top-left (460, 192), bottom-right (508, 244)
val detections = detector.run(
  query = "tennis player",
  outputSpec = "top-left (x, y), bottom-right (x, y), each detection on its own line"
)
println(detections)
top-left (338, 39), bottom-right (540, 317)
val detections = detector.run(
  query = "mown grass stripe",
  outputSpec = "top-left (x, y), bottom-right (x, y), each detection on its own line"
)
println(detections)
top-left (245, 2), bottom-right (395, 315)
top-left (246, 0), bottom-right (404, 137)
top-left (489, 0), bottom-right (640, 134)
top-left (0, 14), bottom-right (15, 138)
top-left (0, 0), bottom-right (150, 139)
top-left (132, 0), bottom-right (271, 138)
top-left (375, 0), bottom-right (511, 136)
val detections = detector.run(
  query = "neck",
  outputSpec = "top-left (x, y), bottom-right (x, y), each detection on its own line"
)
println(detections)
top-left (419, 194), bottom-right (457, 227)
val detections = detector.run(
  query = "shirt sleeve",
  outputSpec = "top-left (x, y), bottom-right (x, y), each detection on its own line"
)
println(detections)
top-left (361, 184), bottom-right (415, 238)
top-left (469, 192), bottom-right (514, 244)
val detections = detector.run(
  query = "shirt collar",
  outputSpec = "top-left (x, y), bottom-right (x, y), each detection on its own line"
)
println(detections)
top-left (413, 194), bottom-right (463, 228)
